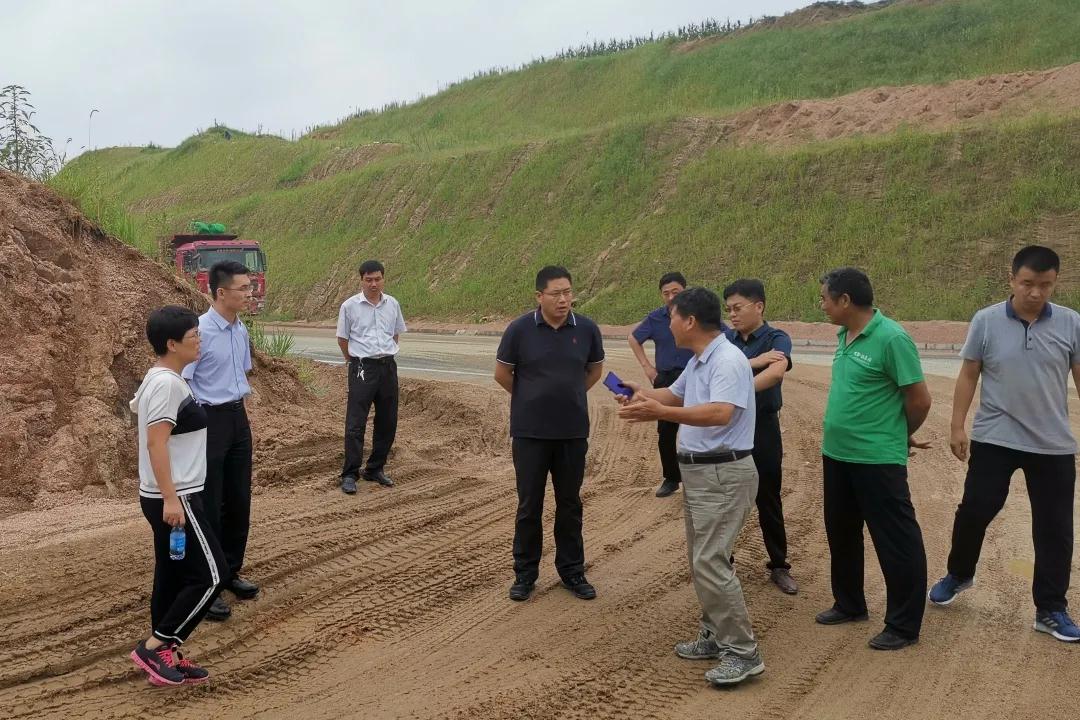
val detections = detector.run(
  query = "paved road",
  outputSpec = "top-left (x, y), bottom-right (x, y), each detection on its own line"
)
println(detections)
top-left (271, 326), bottom-right (968, 383)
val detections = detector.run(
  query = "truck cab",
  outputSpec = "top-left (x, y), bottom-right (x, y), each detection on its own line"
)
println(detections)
top-left (170, 233), bottom-right (268, 313)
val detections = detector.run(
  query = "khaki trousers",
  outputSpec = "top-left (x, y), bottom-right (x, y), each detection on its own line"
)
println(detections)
top-left (681, 455), bottom-right (759, 658)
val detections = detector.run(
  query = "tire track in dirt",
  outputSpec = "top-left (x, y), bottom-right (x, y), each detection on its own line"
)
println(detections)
top-left (2, 368), bottom-right (1078, 720)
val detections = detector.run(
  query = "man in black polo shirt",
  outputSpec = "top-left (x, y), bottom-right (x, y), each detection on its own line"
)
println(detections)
top-left (495, 266), bottom-right (605, 602)
top-left (723, 279), bottom-right (798, 595)
top-left (628, 271), bottom-right (698, 498)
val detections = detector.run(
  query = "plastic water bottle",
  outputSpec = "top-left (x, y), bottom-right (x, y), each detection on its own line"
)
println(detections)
top-left (169, 525), bottom-right (186, 561)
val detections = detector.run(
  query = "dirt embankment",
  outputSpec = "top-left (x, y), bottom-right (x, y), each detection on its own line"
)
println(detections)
top-left (721, 62), bottom-right (1080, 149)
top-left (649, 61), bottom-right (1080, 213)
top-left (0, 170), bottom-right (335, 514)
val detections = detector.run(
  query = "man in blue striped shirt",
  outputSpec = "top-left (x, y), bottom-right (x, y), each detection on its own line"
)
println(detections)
top-left (183, 261), bottom-right (258, 621)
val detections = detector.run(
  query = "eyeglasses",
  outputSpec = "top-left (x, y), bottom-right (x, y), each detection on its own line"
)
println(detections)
top-left (183, 329), bottom-right (201, 340)
top-left (225, 285), bottom-right (253, 294)
top-left (541, 289), bottom-right (574, 299)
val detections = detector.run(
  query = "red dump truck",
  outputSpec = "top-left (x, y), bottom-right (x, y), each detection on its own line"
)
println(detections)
top-left (166, 223), bottom-right (268, 313)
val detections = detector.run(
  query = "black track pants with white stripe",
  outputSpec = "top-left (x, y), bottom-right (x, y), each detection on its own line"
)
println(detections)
top-left (140, 492), bottom-right (226, 645)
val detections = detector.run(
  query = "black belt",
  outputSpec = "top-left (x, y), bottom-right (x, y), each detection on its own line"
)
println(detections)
top-left (349, 355), bottom-right (395, 365)
top-left (677, 449), bottom-right (753, 465)
top-left (202, 399), bottom-right (245, 411)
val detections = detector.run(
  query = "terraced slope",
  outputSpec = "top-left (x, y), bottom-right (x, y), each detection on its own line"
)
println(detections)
top-left (53, 0), bottom-right (1080, 322)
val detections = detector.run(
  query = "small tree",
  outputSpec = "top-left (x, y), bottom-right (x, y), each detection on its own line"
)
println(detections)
top-left (0, 84), bottom-right (65, 181)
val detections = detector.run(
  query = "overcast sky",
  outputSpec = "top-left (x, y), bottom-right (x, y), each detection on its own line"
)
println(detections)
top-left (4, 1), bottom-right (809, 157)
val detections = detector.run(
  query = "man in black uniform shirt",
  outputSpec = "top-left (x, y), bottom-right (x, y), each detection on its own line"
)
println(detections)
top-left (495, 266), bottom-right (606, 602)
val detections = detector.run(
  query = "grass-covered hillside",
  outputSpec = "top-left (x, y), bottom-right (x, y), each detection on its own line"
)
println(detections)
top-left (54, 0), bottom-right (1080, 322)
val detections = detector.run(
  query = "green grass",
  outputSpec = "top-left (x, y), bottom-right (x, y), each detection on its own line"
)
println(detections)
top-left (51, 0), bottom-right (1080, 323)
top-left (315, 0), bottom-right (1080, 150)
top-left (48, 170), bottom-right (150, 255)
top-left (247, 319), bottom-right (296, 357)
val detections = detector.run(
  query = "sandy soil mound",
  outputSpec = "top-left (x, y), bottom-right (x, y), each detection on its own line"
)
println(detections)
top-left (722, 62), bottom-right (1080, 148)
top-left (0, 170), bottom-right (328, 513)
top-left (651, 61), bottom-right (1080, 211)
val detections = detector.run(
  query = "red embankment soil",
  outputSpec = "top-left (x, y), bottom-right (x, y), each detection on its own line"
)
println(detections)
top-left (0, 169), bottom-right (338, 515)
top-left (2, 175), bottom-right (1078, 718)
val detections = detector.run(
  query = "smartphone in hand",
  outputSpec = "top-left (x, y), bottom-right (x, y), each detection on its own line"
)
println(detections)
top-left (603, 371), bottom-right (634, 398)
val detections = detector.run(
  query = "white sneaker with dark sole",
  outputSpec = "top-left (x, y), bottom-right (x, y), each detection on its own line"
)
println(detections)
top-left (705, 652), bottom-right (765, 686)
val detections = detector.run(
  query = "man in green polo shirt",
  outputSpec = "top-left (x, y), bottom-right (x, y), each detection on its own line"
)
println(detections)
top-left (815, 267), bottom-right (932, 651)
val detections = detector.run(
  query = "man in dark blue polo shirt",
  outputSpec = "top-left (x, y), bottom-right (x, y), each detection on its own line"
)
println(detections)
top-left (495, 266), bottom-right (605, 602)
top-left (629, 272), bottom-right (701, 498)
top-left (723, 279), bottom-right (798, 595)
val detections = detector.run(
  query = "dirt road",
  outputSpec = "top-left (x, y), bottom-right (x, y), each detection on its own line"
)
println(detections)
top-left (2, 360), bottom-right (1078, 720)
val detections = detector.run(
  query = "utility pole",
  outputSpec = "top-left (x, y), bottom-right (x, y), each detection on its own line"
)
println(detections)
top-left (88, 108), bottom-right (99, 150)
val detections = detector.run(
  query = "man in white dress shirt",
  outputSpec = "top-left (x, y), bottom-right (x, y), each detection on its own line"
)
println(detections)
top-left (336, 260), bottom-right (407, 494)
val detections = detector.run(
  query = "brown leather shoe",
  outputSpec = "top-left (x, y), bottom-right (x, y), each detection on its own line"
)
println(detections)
top-left (770, 568), bottom-right (798, 595)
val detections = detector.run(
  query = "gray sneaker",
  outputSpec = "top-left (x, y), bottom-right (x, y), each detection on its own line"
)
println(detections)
top-left (675, 629), bottom-right (722, 660)
top-left (705, 651), bottom-right (765, 686)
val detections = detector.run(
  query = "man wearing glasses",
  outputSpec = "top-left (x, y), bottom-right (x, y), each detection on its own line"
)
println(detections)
top-left (495, 266), bottom-right (605, 602)
top-left (183, 260), bottom-right (258, 621)
top-left (723, 279), bottom-right (798, 595)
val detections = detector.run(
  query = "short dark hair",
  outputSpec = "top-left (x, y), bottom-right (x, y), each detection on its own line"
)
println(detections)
top-left (670, 287), bottom-right (724, 331)
top-left (1012, 245), bottom-right (1060, 274)
top-left (146, 305), bottom-right (199, 356)
top-left (722, 278), bottom-right (766, 305)
top-left (209, 260), bottom-right (250, 300)
top-left (536, 265), bottom-right (572, 291)
top-left (658, 271), bottom-right (687, 289)
top-left (820, 267), bottom-right (874, 307)
top-left (359, 259), bottom-right (385, 277)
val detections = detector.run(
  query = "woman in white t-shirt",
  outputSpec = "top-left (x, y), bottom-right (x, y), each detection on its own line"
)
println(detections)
top-left (128, 306), bottom-right (225, 686)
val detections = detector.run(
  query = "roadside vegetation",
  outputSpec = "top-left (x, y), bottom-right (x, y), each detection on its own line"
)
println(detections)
top-left (247, 318), bottom-right (296, 358)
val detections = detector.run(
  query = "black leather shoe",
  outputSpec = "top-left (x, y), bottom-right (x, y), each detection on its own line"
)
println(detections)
top-left (509, 577), bottom-right (535, 601)
top-left (341, 476), bottom-right (358, 494)
top-left (815, 607), bottom-right (869, 625)
top-left (869, 628), bottom-right (918, 650)
top-left (205, 596), bottom-right (231, 622)
top-left (655, 480), bottom-right (679, 498)
top-left (228, 576), bottom-right (259, 599)
top-left (770, 568), bottom-right (799, 595)
top-left (562, 574), bottom-right (597, 600)
top-left (363, 469), bottom-right (394, 487)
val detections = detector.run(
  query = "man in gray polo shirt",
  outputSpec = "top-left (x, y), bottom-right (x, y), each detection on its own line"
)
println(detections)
top-left (618, 287), bottom-right (763, 687)
top-left (929, 245), bottom-right (1080, 643)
